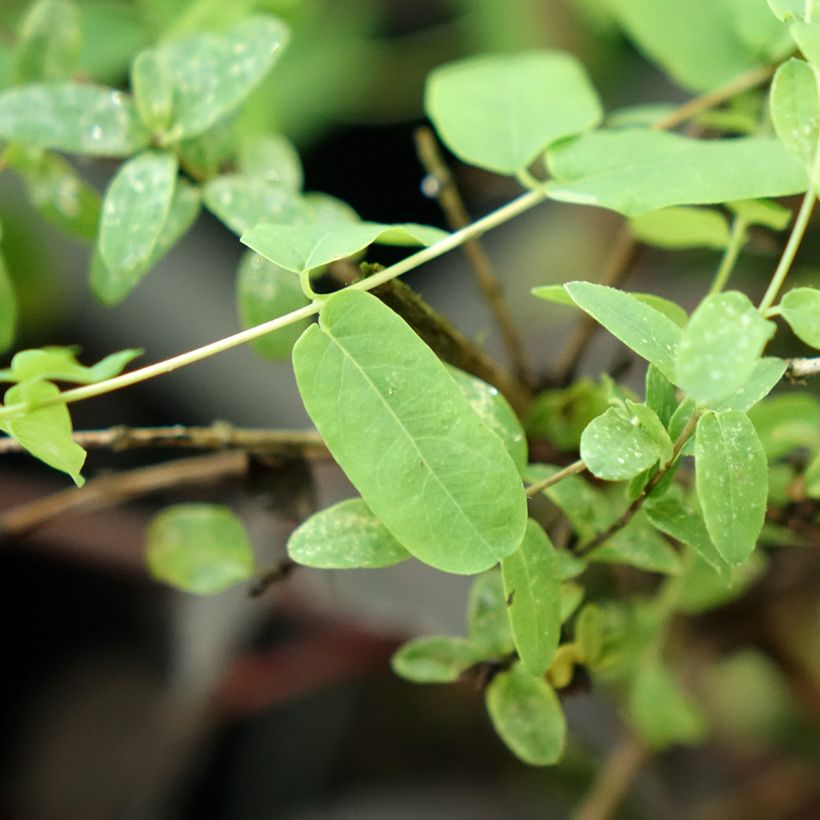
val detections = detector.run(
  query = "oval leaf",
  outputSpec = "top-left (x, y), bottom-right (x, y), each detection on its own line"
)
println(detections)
top-left (13, 0), bottom-right (80, 84)
top-left (131, 49), bottom-right (174, 131)
top-left (391, 636), bottom-right (482, 684)
top-left (695, 410), bottom-right (768, 565)
top-left (501, 519), bottom-right (561, 677)
top-left (486, 663), bottom-right (566, 766)
top-left (781, 286), bottom-right (820, 347)
top-left (712, 357), bottom-right (786, 413)
top-left (468, 571), bottom-right (515, 657)
top-left (0, 83), bottom-right (150, 156)
top-left (770, 59), bottom-right (820, 168)
top-left (581, 406), bottom-right (662, 481)
top-left (547, 131), bottom-right (808, 216)
top-left (425, 50), bottom-right (602, 175)
top-left (146, 504), bottom-right (256, 594)
top-left (676, 292), bottom-right (776, 405)
top-left (565, 281), bottom-right (681, 381)
top-left (239, 133), bottom-right (303, 191)
top-left (629, 206), bottom-right (730, 250)
top-left (0, 346), bottom-right (141, 385)
top-left (292, 289), bottom-right (527, 575)
top-left (287, 497), bottom-right (410, 569)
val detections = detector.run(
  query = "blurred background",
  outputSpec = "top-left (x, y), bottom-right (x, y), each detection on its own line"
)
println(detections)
top-left (1, 0), bottom-right (820, 818)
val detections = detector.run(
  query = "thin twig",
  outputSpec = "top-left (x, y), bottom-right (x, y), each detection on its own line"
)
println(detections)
top-left (571, 734), bottom-right (649, 820)
top-left (785, 356), bottom-right (820, 380)
top-left (577, 410), bottom-right (700, 557)
top-left (249, 559), bottom-right (296, 597)
top-left (0, 423), bottom-right (329, 456)
top-left (525, 459), bottom-right (586, 496)
top-left (415, 126), bottom-right (535, 386)
top-left (0, 451), bottom-right (248, 540)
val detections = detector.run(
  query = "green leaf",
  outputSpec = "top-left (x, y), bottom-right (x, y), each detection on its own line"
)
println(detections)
top-left (769, 59), bottom-right (820, 169)
top-left (575, 603), bottom-right (605, 666)
top-left (564, 281), bottom-right (682, 381)
top-left (768, 0), bottom-right (819, 21)
top-left (286, 497), bottom-right (410, 569)
top-left (486, 663), bottom-right (566, 766)
top-left (176, 116), bottom-right (237, 180)
top-left (645, 492), bottom-right (728, 574)
top-left (13, 0), bottom-right (80, 84)
top-left (591, 511), bottom-right (682, 575)
top-left (676, 292), bottom-right (776, 406)
top-left (425, 50), bottom-right (602, 175)
top-left (581, 406), bottom-right (663, 481)
top-left (804, 450), bottom-right (820, 497)
top-left (712, 357), bottom-right (786, 413)
top-left (790, 20), bottom-right (820, 66)
top-left (242, 221), bottom-right (448, 274)
top-left (628, 662), bottom-right (707, 749)
top-left (526, 378), bottom-right (609, 451)
top-left (501, 519), bottom-right (561, 676)
top-left (606, 0), bottom-right (790, 92)
top-left (560, 582), bottom-right (585, 623)
top-left (727, 198), bottom-right (792, 230)
top-left (160, 16), bottom-right (290, 142)
top-left (203, 175), bottom-right (308, 236)
top-left (146, 504), bottom-right (256, 594)
top-left (238, 133), bottom-right (303, 192)
top-left (391, 636), bottom-right (482, 684)
top-left (749, 393), bottom-right (820, 457)
top-left (292, 290), bottom-right (527, 575)
top-left (468, 571), bottom-right (515, 657)
top-left (99, 151), bottom-right (177, 279)
top-left (447, 366), bottom-right (528, 473)
top-left (303, 192), bottom-right (359, 225)
top-left (0, 346), bottom-right (141, 384)
top-left (236, 251), bottom-right (309, 360)
top-left (0, 380), bottom-right (85, 485)
top-left (626, 400), bottom-right (673, 465)
top-left (695, 410), bottom-right (769, 565)
top-left (629, 206), bottom-right (730, 250)
top-left (547, 131), bottom-right (808, 217)
top-left (677, 549), bottom-right (766, 614)
top-left (0, 232), bottom-right (16, 354)
top-left (0, 83), bottom-right (150, 157)
top-left (131, 48), bottom-right (174, 132)
top-left (91, 179), bottom-right (201, 305)
top-left (645, 364), bottom-right (678, 428)
top-left (6, 147), bottom-right (100, 241)
top-left (781, 286), bottom-right (820, 347)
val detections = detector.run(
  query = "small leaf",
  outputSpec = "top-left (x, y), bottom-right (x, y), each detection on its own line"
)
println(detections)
top-left (547, 131), bottom-right (808, 216)
top-left (486, 663), bottom-right (566, 766)
top-left (677, 550), bottom-right (766, 614)
top-left (575, 603), bottom-right (605, 665)
top-left (501, 519), bottom-right (561, 676)
top-left (242, 221), bottom-right (448, 274)
top-left (591, 511), bottom-right (682, 575)
top-left (176, 116), bottom-right (237, 180)
top-left (160, 16), bottom-right (290, 141)
top-left (769, 59), bottom-right (820, 168)
top-left (91, 179), bottom-right (201, 305)
top-left (203, 175), bottom-right (309, 236)
top-left (696, 410), bottom-right (768, 565)
top-left (0, 346), bottom-right (141, 384)
top-left (391, 636), bottom-right (482, 684)
top-left (303, 193), bottom-right (359, 225)
top-left (565, 281), bottom-right (681, 381)
top-left (468, 571), bottom-right (515, 657)
top-left (287, 498), bottom-right (410, 569)
top-left (629, 206), bottom-right (730, 250)
top-left (13, 0), bottom-right (80, 84)
top-left (625, 400), bottom-right (673, 465)
top-left (712, 357), bottom-right (786, 413)
top-left (239, 133), bottom-right (303, 191)
top-left (727, 198), bottom-right (792, 230)
top-left (581, 406), bottom-right (663, 481)
top-left (629, 662), bottom-right (707, 749)
top-left (146, 504), bottom-right (256, 594)
top-left (645, 364), bottom-right (678, 428)
top-left (768, 0), bottom-right (818, 21)
top-left (781, 286), bottom-right (820, 347)
top-left (131, 49), bottom-right (174, 131)
top-left (99, 151), bottom-right (177, 279)
top-left (676, 292), bottom-right (776, 405)
top-left (0, 380), bottom-right (85, 485)
top-left (0, 83), bottom-right (150, 156)
top-left (292, 289), bottom-right (527, 575)
top-left (526, 378), bottom-right (609, 451)
top-left (448, 366), bottom-right (528, 473)
top-left (425, 50), bottom-right (602, 175)
top-left (0, 235), bottom-right (16, 354)
top-left (560, 583), bottom-right (585, 623)
top-left (790, 20), bottom-right (820, 67)
top-left (804, 451), bottom-right (820, 497)
top-left (749, 393), bottom-right (820, 458)
top-left (236, 251), bottom-right (309, 360)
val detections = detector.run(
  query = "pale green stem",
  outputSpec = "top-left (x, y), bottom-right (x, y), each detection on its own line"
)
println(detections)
top-left (758, 188), bottom-right (816, 313)
top-left (708, 216), bottom-right (748, 295)
top-left (0, 188), bottom-right (547, 420)
top-left (807, 0), bottom-right (813, 23)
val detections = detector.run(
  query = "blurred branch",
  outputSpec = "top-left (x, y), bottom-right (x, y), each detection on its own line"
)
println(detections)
top-left (571, 734), bottom-right (648, 820)
top-left (415, 126), bottom-right (535, 386)
top-left (0, 451), bottom-right (248, 540)
top-left (785, 356), bottom-right (820, 380)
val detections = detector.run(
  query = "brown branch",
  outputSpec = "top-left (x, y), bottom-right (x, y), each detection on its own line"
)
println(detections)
top-left (0, 451), bottom-right (248, 540)
top-left (570, 734), bottom-right (649, 820)
top-left (577, 410), bottom-right (700, 557)
top-left (785, 356), bottom-right (820, 381)
top-left (0, 423), bottom-right (329, 457)
top-left (371, 278), bottom-right (533, 417)
top-left (415, 126), bottom-right (535, 386)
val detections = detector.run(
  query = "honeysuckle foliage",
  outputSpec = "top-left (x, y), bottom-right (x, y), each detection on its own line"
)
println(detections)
top-left (1, 0), bottom-right (820, 769)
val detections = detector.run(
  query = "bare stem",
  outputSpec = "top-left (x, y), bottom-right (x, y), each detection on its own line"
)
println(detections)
top-left (785, 356), bottom-right (820, 380)
top-left (709, 216), bottom-right (749, 295)
top-left (525, 459), bottom-right (586, 497)
top-left (415, 126), bottom-right (534, 385)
